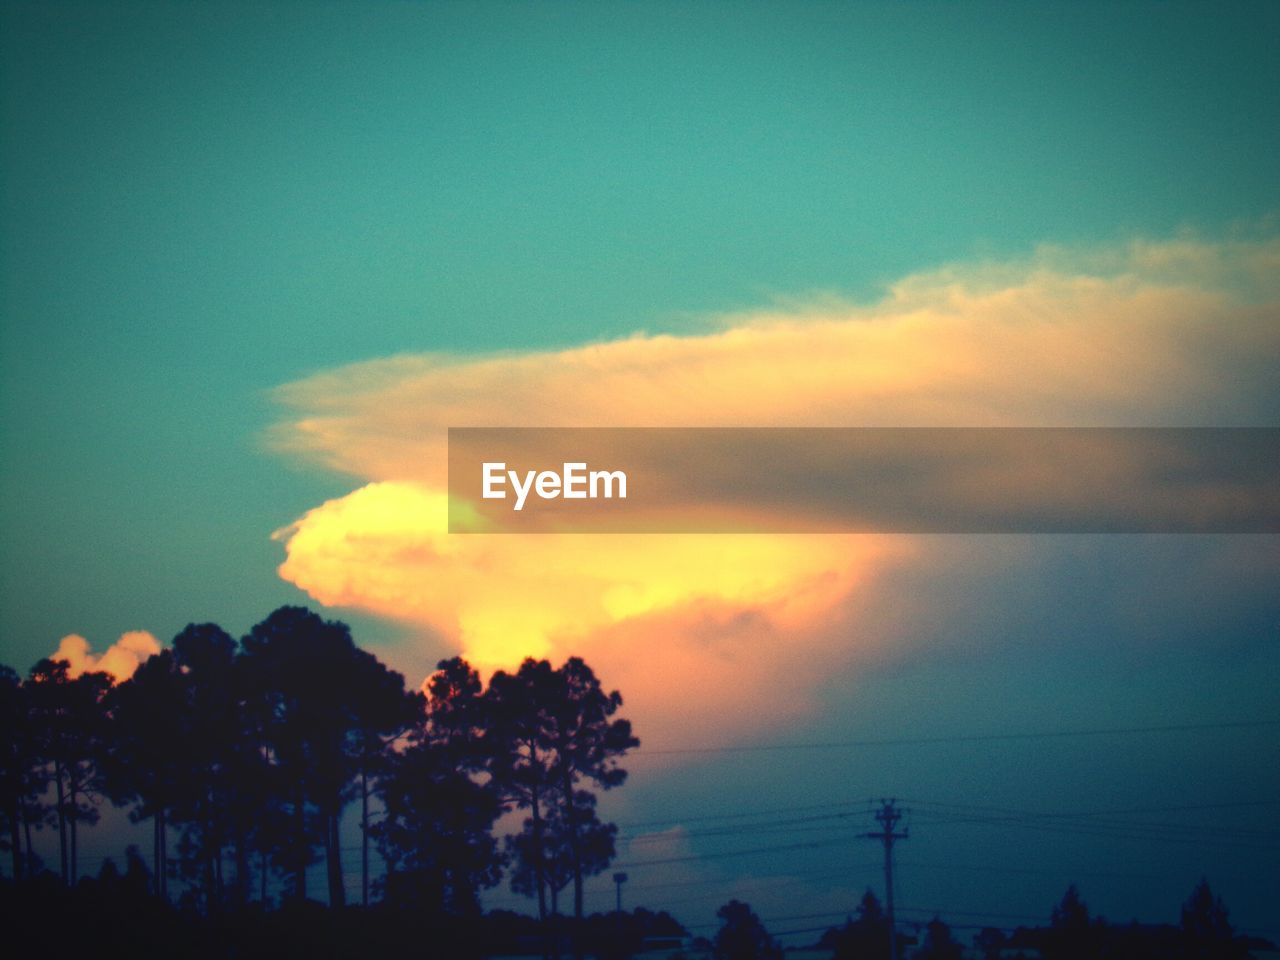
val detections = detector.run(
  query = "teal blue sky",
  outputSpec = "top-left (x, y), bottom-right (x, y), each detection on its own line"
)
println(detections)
top-left (3, 1), bottom-right (1279, 653)
top-left (2, 0), bottom-right (1279, 937)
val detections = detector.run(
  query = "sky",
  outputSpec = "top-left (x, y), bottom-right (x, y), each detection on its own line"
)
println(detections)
top-left (2, 0), bottom-right (1278, 945)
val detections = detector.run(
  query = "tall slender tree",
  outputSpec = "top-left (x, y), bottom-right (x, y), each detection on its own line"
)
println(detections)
top-left (25, 658), bottom-right (111, 885)
top-left (101, 648), bottom-right (187, 899)
top-left (545, 657), bottom-right (637, 922)
top-left (485, 658), bottom-right (562, 925)
top-left (487, 655), bottom-right (636, 960)
top-left (241, 605), bottom-right (416, 908)
top-left (1181, 879), bottom-right (1244, 960)
top-left (374, 736), bottom-right (504, 914)
top-left (170, 622), bottom-right (267, 911)
top-left (374, 657), bottom-right (502, 914)
top-left (0, 665), bottom-right (36, 881)
top-left (823, 890), bottom-right (891, 960)
top-left (507, 789), bottom-right (615, 918)
top-left (346, 646), bottom-right (418, 908)
top-left (1044, 884), bottom-right (1097, 960)
top-left (241, 607), bottom-right (339, 903)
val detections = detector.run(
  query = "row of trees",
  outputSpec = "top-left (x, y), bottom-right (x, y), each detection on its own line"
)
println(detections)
top-left (0, 606), bottom-right (638, 924)
top-left (706, 880), bottom-right (1255, 960)
top-left (801, 881), bottom-right (1256, 960)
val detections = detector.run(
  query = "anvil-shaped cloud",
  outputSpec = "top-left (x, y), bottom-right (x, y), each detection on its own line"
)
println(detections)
top-left (269, 235), bottom-right (1279, 748)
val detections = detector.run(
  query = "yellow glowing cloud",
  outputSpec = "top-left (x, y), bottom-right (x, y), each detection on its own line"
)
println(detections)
top-left (53, 631), bottom-right (161, 683)
top-left (275, 482), bottom-right (909, 675)
top-left (269, 236), bottom-right (1279, 745)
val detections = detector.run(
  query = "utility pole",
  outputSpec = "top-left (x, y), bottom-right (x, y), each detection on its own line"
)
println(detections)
top-left (861, 799), bottom-right (908, 960)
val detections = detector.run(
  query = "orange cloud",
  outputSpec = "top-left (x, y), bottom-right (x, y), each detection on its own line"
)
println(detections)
top-left (53, 631), bottom-right (160, 683)
top-left (274, 483), bottom-right (909, 659)
top-left (268, 235), bottom-right (1280, 747)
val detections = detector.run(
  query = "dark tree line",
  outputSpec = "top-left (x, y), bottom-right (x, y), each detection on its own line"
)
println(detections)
top-left (806, 880), bottom-right (1261, 960)
top-left (0, 605), bottom-right (637, 929)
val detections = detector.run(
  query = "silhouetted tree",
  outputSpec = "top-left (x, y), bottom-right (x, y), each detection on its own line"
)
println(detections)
top-left (349, 650), bottom-right (419, 908)
top-left (486, 654), bottom-right (637, 959)
top-left (171, 622), bottom-right (273, 910)
top-left (101, 648), bottom-right (187, 899)
top-left (915, 916), bottom-right (964, 960)
top-left (822, 889), bottom-right (891, 960)
top-left (486, 658), bottom-right (561, 925)
top-left (3, 616), bottom-right (656, 960)
top-left (25, 658), bottom-right (110, 885)
top-left (545, 657), bottom-right (637, 923)
top-left (713, 899), bottom-right (783, 960)
top-left (374, 656), bottom-right (501, 915)
top-left (424, 656), bottom-right (488, 759)
top-left (374, 736), bottom-right (504, 914)
top-left (1044, 884), bottom-right (1098, 960)
top-left (241, 607), bottom-right (342, 902)
top-left (0, 665), bottom-right (37, 881)
top-left (1181, 879), bottom-right (1245, 960)
top-left (507, 789), bottom-right (616, 918)
top-left (1052, 883), bottom-right (1089, 930)
top-left (244, 606), bottom-right (392, 906)
top-left (974, 926), bottom-right (1007, 960)
top-left (507, 814), bottom-right (571, 913)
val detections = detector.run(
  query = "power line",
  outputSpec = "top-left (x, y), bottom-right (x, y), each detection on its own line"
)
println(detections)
top-left (908, 814), bottom-right (1280, 852)
top-left (902, 797), bottom-right (1280, 851)
top-left (610, 798), bottom-right (1280, 861)
top-left (905, 798), bottom-right (1280, 819)
top-left (614, 837), bottom-right (850, 869)
top-left (621, 807), bottom-right (874, 844)
top-left (484, 864), bottom-right (883, 912)
top-left (615, 796), bottom-right (1280, 840)
top-left (630, 718), bottom-right (1280, 757)
top-left (615, 797), bottom-right (874, 831)
top-left (897, 859), bottom-right (1167, 882)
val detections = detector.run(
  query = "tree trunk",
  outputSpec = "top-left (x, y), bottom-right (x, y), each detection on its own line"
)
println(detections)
top-left (152, 812), bottom-right (160, 896)
top-left (24, 811), bottom-right (35, 878)
top-left (295, 794), bottom-right (307, 900)
top-left (548, 884), bottom-right (563, 960)
top-left (69, 762), bottom-right (84, 885)
top-left (530, 775), bottom-right (550, 960)
top-left (69, 803), bottom-right (77, 885)
top-left (159, 806), bottom-right (169, 900)
top-left (360, 761), bottom-right (369, 908)
top-left (203, 833), bottom-right (216, 909)
top-left (531, 782), bottom-right (547, 922)
top-left (8, 796), bottom-right (21, 881)
top-left (234, 821), bottom-right (249, 907)
top-left (54, 761), bottom-right (67, 885)
top-left (215, 843), bottom-right (224, 903)
top-left (560, 765), bottom-right (584, 960)
top-left (326, 808), bottom-right (345, 908)
top-left (207, 793), bottom-right (222, 911)
top-left (561, 765), bottom-right (584, 922)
